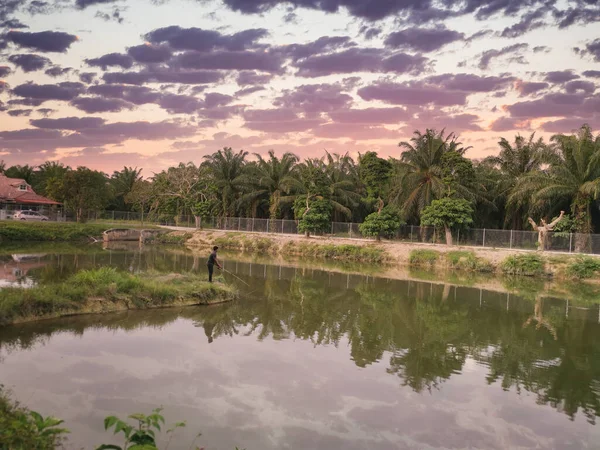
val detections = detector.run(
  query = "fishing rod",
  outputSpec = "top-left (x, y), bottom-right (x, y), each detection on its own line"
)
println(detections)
top-left (220, 268), bottom-right (251, 287)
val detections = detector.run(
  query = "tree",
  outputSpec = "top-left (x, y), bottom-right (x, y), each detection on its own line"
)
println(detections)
top-left (295, 197), bottom-right (332, 237)
top-left (50, 167), bottom-right (112, 222)
top-left (420, 197), bottom-right (474, 245)
top-left (125, 180), bottom-right (153, 225)
top-left (508, 124), bottom-right (600, 251)
top-left (394, 129), bottom-right (476, 221)
top-left (33, 161), bottom-right (70, 197)
top-left (4, 165), bottom-right (35, 184)
top-left (359, 206), bottom-right (403, 241)
top-left (528, 211), bottom-right (565, 251)
top-left (359, 151), bottom-right (392, 213)
top-left (323, 152), bottom-right (362, 221)
top-left (203, 147), bottom-right (248, 217)
top-left (242, 151), bottom-right (299, 220)
top-left (111, 167), bottom-right (143, 211)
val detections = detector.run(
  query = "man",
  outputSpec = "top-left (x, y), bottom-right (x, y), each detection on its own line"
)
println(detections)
top-left (207, 245), bottom-right (222, 282)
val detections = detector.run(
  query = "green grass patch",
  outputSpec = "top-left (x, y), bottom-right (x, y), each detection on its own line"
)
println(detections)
top-left (283, 241), bottom-right (387, 263)
top-left (0, 221), bottom-right (115, 242)
top-left (409, 249), bottom-right (440, 267)
top-left (501, 253), bottom-right (546, 276)
top-left (445, 251), bottom-right (494, 272)
top-left (152, 232), bottom-right (193, 244)
top-left (0, 267), bottom-right (236, 325)
top-left (565, 256), bottom-right (600, 280)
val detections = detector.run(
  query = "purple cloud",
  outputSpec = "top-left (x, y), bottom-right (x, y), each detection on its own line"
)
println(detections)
top-left (329, 107), bottom-right (411, 124)
top-left (384, 26), bottom-right (464, 52)
top-left (489, 116), bottom-right (530, 132)
top-left (174, 50), bottom-right (283, 73)
top-left (36, 108), bottom-right (56, 117)
top-left (76, 0), bottom-right (118, 8)
top-left (8, 54), bottom-right (52, 72)
top-left (103, 69), bottom-right (224, 85)
top-left (7, 30), bottom-right (78, 53)
top-left (12, 81), bottom-right (85, 102)
top-left (8, 109), bottom-right (33, 117)
top-left (236, 70), bottom-right (274, 86)
top-left (283, 36), bottom-right (355, 61)
top-left (585, 38), bottom-right (600, 61)
top-left (506, 92), bottom-right (588, 118)
top-left (478, 43), bottom-right (529, 70)
top-left (79, 72), bottom-right (97, 83)
top-left (500, 8), bottom-right (546, 38)
top-left (45, 66), bottom-right (72, 77)
top-left (314, 123), bottom-right (400, 140)
top-left (545, 70), bottom-right (579, 83)
top-left (358, 81), bottom-right (467, 106)
top-left (273, 83), bottom-right (352, 115)
top-left (145, 26), bottom-right (268, 51)
top-left (86, 53), bottom-right (134, 70)
top-left (583, 70), bottom-right (600, 78)
top-left (70, 96), bottom-right (134, 113)
top-left (88, 84), bottom-right (161, 105)
top-left (127, 44), bottom-right (172, 63)
top-left (235, 86), bottom-right (264, 96)
top-left (0, 66), bottom-right (10, 77)
top-left (30, 116), bottom-right (106, 130)
top-left (564, 80), bottom-right (596, 94)
top-left (425, 73), bottom-right (514, 92)
top-left (515, 80), bottom-right (548, 96)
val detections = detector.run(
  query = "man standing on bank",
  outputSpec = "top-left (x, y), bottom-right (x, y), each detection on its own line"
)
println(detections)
top-left (207, 246), bottom-right (222, 282)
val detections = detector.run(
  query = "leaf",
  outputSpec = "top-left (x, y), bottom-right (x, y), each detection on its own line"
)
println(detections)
top-left (104, 416), bottom-right (119, 431)
top-left (30, 410), bottom-right (43, 428)
top-left (95, 445), bottom-right (123, 450)
top-left (129, 413), bottom-right (147, 421)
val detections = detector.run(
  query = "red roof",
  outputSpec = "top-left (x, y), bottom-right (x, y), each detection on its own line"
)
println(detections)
top-left (0, 174), bottom-right (61, 205)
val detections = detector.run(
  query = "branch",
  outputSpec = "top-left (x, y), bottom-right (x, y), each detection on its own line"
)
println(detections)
top-left (527, 217), bottom-right (539, 231)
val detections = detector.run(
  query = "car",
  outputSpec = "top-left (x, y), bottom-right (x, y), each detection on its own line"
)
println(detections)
top-left (12, 210), bottom-right (49, 221)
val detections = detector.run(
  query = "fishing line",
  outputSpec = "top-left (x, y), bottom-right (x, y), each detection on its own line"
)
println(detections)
top-left (221, 268), bottom-right (251, 287)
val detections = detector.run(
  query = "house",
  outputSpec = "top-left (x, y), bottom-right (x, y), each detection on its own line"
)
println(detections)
top-left (0, 173), bottom-right (61, 219)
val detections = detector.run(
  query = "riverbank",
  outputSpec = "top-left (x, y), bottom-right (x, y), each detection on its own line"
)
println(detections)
top-left (177, 229), bottom-right (600, 281)
top-left (0, 267), bottom-right (236, 325)
top-left (0, 221), bottom-right (131, 242)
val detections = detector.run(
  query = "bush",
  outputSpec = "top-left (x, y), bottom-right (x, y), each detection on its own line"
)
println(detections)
top-left (282, 241), bottom-right (387, 262)
top-left (0, 386), bottom-right (68, 449)
top-left (445, 251), bottom-right (493, 272)
top-left (566, 256), bottom-right (600, 279)
top-left (359, 206), bottom-right (403, 240)
top-left (501, 253), bottom-right (546, 276)
top-left (0, 221), bottom-right (112, 242)
top-left (409, 249), bottom-right (440, 266)
top-left (295, 198), bottom-right (332, 237)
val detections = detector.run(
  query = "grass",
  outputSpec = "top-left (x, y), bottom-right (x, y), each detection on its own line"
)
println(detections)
top-left (565, 256), bottom-right (600, 279)
top-left (0, 221), bottom-right (120, 242)
top-left (0, 267), bottom-right (236, 325)
top-left (445, 251), bottom-right (494, 272)
top-left (409, 249), bottom-right (440, 267)
top-left (282, 241), bottom-right (388, 263)
top-left (152, 232), bottom-right (194, 244)
top-left (500, 253), bottom-right (546, 276)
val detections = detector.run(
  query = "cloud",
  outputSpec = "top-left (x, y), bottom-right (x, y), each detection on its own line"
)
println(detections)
top-left (145, 25), bottom-right (268, 52)
top-left (358, 81), bottom-right (468, 106)
top-left (406, 110), bottom-right (483, 133)
top-left (236, 71), bottom-right (274, 86)
top-left (273, 83), bottom-right (353, 116)
top-left (45, 66), bottom-right (72, 77)
top-left (85, 53), bottom-right (134, 70)
top-left (583, 70), bottom-right (600, 78)
top-left (30, 116), bottom-right (106, 130)
top-left (283, 36), bottom-right (355, 61)
top-left (76, 0), bottom-right (118, 8)
top-left (425, 73), bottom-right (514, 92)
top-left (541, 117), bottom-right (600, 133)
top-left (293, 47), bottom-right (428, 77)
top-left (564, 80), bottom-right (596, 95)
top-left (500, 8), bottom-right (546, 38)
top-left (0, 66), bottom-right (10, 77)
top-left (506, 92), bottom-right (591, 118)
top-left (8, 109), bottom-right (33, 117)
top-left (478, 43), bottom-right (529, 70)
top-left (36, 108), bottom-right (56, 116)
top-left (79, 72), bottom-right (97, 83)
top-left (329, 107), bottom-right (411, 124)
top-left (235, 86), bottom-right (264, 97)
top-left (515, 80), bottom-right (548, 96)
top-left (102, 69), bottom-right (224, 85)
top-left (95, 6), bottom-right (124, 23)
top-left (173, 50), bottom-right (283, 73)
top-left (88, 84), bottom-right (161, 105)
top-left (242, 108), bottom-right (323, 133)
top-left (313, 123), bottom-right (400, 140)
top-left (1, 18), bottom-right (28, 28)
top-left (127, 44), bottom-right (172, 63)
top-left (553, 6), bottom-right (600, 29)
top-left (12, 81), bottom-right (86, 102)
top-left (585, 38), bottom-right (600, 61)
top-left (70, 96), bottom-right (134, 113)
top-left (544, 70), bottom-right (579, 83)
top-left (7, 30), bottom-right (78, 53)
top-left (8, 54), bottom-right (52, 72)
top-left (489, 116), bottom-right (531, 131)
top-left (533, 45), bottom-right (551, 53)
top-left (384, 26), bottom-right (464, 52)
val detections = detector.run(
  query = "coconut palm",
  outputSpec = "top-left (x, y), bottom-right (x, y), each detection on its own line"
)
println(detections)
top-left (484, 133), bottom-right (547, 229)
top-left (111, 166), bottom-right (143, 210)
top-left (34, 161), bottom-right (70, 196)
top-left (508, 125), bottom-right (600, 247)
top-left (323, 152), bottom-right (362, 220)
top-left (393, 129), bottom-right (475, 221)
top-left (203, 147), bottom-right (249, 217)
top-left (241, 151), bottom-right (299, 219)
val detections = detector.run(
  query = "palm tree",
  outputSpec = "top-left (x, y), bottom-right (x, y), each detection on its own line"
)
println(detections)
top-left (323, 152), bottom-right (362, 221)
top-left (203, 147), bottom-right (248, 217)
top-left (394, 129), bottom-right (474, 221)
top-left (484, 133), bottom-right (546, 229)
top-left (509, 124), bottom-right (600, 249)
top-left (110, 167), bottom-right (143, 211)
top-left (32, 161), bottom-right (70, 196)
top-left (241, 151), bottom-right (299, 220)
top-left (4, 164), bottom-right (36, 184)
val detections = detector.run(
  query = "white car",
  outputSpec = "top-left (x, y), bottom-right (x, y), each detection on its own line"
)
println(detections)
top-left (12, 210), bottom-right (49, 221)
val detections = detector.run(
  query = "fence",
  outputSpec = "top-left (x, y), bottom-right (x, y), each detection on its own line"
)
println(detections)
top-left (6, 208), bottom-right (600, 255)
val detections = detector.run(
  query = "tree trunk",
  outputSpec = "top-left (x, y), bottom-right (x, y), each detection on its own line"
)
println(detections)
top-left (376, 234), bottom-right (381, 242)
top-left (304, 230), bottom-right (310, 238)
top-left (444, 225), bottom-right (453, 246)
top-left (194, 215), bottom-right (201, 229)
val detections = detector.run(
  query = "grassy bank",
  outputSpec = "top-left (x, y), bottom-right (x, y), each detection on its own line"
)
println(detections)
top-left (0, 221), bottom-right (113, 242)
top-left (0, 267), bottom-right (236, 325)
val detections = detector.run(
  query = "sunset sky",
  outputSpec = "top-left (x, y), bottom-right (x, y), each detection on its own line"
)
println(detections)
top-left (0, 0), bottom-right (599, 175)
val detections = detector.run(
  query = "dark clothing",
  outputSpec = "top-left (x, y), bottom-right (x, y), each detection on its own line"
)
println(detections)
top-left (207, 250), bottom-right (218, 282)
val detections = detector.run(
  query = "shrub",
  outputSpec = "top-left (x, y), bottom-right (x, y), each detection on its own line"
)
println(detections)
top-left (445, 251), bottom-right (493, 272)
top-left (566, 256), bottom-right (600, 279)
top-left (359, 206), bottom-right (403, 241)
top-left (295, 198), bottom-right (332, 237)
top-left (501, 253), bottom-right (546, 276)
top-left (0, 221), bottom-right (111, 242)
top-left (420, 198), bottom-right (474, 246)
top-left (409, 249), bottom-right (440, 266)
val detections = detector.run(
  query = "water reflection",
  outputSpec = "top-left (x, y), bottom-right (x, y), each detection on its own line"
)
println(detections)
top-left (2, 247), bottom-right (600, 448)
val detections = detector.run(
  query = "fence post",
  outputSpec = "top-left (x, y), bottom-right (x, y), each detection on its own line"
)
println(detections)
top-left (331, 222), bottom-right (334, 235)
top-left (282, 220), bottom-right (284, 234)
top-left (349, 223), bottom-right (353, 238)
top-left (410, 225), bottom-right (413, 242)
top-left (267, 219), bottom-right (270, 233)
top-left (238, 218), bottom-right (240, 231)
top-left (510, 229), bottom-right (513, 249)
top-left (457, 229), bottom-right (460, 246)
top-left (569, 233), bottom-right (573, 253)
top-left (482, 228), bottom-right (486, 247)
top-left (252, 217), bottom-right (255, 232)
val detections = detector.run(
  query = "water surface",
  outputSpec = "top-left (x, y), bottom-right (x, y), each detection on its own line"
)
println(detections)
top-left (1, 244), bottom-right (600, 449)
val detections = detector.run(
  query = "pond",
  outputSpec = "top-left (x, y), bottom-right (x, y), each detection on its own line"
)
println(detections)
top-left (1, 244), bottom-right (600, 449)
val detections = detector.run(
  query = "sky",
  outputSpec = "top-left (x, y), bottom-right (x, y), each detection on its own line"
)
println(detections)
top-left (0, 0), bottom-right (599, 176)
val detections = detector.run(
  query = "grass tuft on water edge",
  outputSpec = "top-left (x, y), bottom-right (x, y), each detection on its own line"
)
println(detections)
top-left (500, 253), bottom-right (546, 276)
top-left (565, 255), bottom-right (600, 280)
top-left (409, 249), bottom-right (440, 267)
top-left (0, 221), bottom-right (141, 242)
top-left (445, 251), bottom-right (494, 272)
top-left (0, 267), bottom-right (237, 325)
top-left (282, 241), bottom-right (388, 263)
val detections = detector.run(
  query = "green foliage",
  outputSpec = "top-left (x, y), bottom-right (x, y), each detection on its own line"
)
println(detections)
top-left (358, 151), bottom-right (392, 203)
top-left (566, 256), bottom-right (600, 279)
top-left (409, 249), bottom-right (440, 266)
top-left (0, 386), bottom-right (69, 449)
top-left (0, 221), bottom-right (112, 241)
top-left (153, 232), bottom-right (193, 244)
top-left (445, 251), bottom-right (494, 272)
top-left (359, 206), bottom-right (403, 239)
top-left (501, 253), bottom-right (546, 276)
top-left (0, 267), bottom-right (236, 325)
top-left (420, 198), bottom-right (474, 229)
top-left (283, 242), bottom-right (388, 262)
top-left (295, 198), bottom-right (332, 236)
top-left (440, 150), bottom-right (477, 195)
